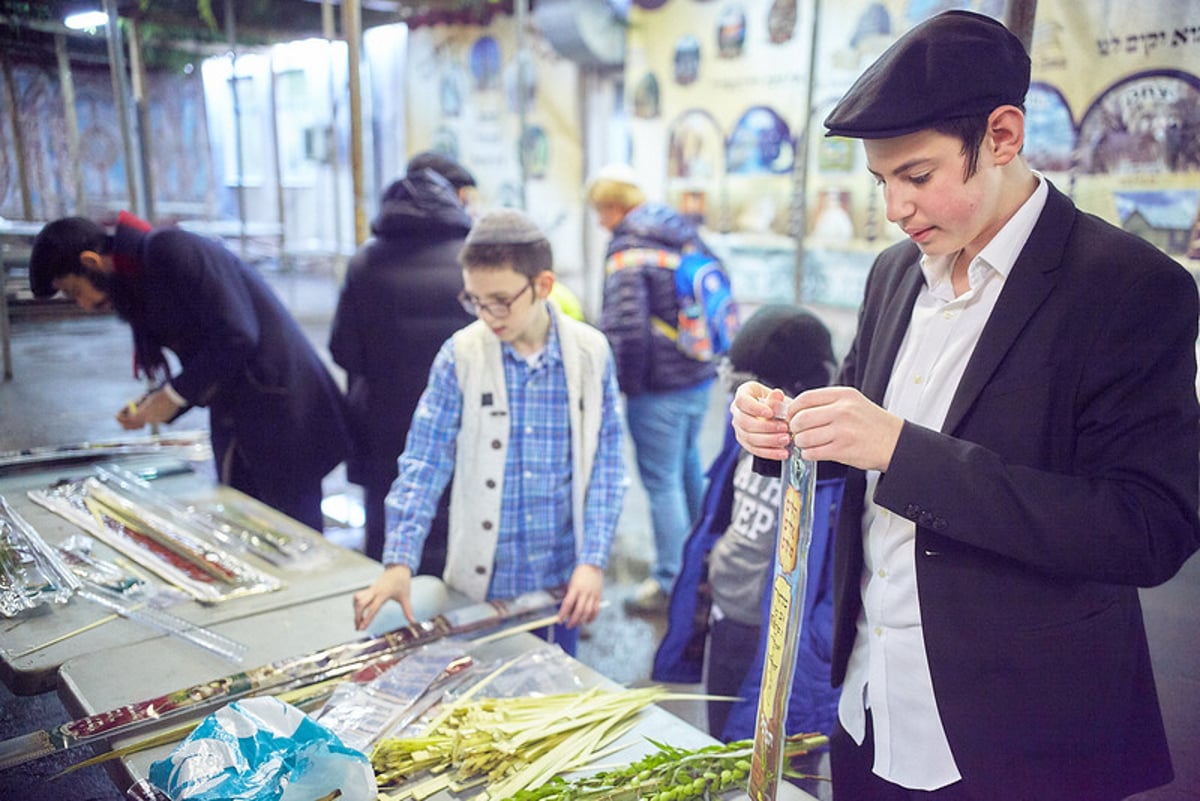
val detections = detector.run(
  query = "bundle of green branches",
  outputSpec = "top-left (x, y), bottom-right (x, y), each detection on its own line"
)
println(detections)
top-left (501, 733), bottom-right (830, 801)
top-left (372, 685), bottom-right (715, 801)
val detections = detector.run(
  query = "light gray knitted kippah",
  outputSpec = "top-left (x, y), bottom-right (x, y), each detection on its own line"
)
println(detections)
top-left (465, 209), bottom-right (546, 245)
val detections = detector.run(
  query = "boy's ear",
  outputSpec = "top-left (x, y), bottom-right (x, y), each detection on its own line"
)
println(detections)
top-left (987, 105), bottom-right (1025, 166)
top-left (533, 270), bottom-right (555, 299)
top-left (79, 250), bottom-right (112, 274)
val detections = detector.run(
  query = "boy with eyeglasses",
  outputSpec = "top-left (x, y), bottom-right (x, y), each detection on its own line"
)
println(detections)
top-left (352, 210), bottom-right (626, 656)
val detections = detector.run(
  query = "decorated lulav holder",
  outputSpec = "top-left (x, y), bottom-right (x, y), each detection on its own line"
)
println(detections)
top-left (748, 446), bottom-right (816, 801)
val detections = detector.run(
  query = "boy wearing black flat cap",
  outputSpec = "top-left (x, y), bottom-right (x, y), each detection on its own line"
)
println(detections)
top-left (732, 10), bottom-right (1199, 800)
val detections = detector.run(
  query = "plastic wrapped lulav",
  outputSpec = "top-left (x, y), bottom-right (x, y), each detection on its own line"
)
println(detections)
top-left (0, 495), bottom-right (82, 617)
top-left (96, 465), bottom-right (319, 569)
top-left (27, 472), bottom-right (283, 604)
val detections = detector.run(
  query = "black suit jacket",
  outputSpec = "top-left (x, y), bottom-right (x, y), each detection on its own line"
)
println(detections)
top-left (832, 182), bottom-right (1200, 799)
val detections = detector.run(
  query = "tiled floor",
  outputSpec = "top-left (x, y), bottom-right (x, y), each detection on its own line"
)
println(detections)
top-left (2, 268), bottom-right (1198, 801)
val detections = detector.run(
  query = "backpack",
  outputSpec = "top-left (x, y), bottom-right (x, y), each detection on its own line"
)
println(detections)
top-left (673, 250), bottom-right (740, 362)
top-left (607, 246), bottom-right (740, 362)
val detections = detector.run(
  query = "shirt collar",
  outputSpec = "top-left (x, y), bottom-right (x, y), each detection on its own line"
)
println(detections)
top-left (919, 171), bottom-right (1049, 292)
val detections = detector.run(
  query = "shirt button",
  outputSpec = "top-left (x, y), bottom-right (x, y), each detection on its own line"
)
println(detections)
top-left (874, 626), bottom-right (883, 637)
top-left (523, 471), bottom-right (532, 479)
top-left (482, 520), bottom-right (493, 530)
top-left (877, 568), bottom-right (887, 578)
top-left (491, 439), bottom-right (502, 449)
top-left (486, 479), bottom-right (496, 489)
top-left (913, 375), bottom-right (924, 385)
top-left (475, 566), bottom-right (487, 575)
top-left (525, 426), bottom-right (534, 434)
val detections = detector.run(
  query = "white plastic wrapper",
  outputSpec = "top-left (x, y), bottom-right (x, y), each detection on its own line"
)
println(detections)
top-left (148, 696), bottom-right (377, 801)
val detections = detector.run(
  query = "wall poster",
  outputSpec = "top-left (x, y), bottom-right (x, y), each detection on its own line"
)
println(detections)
top-left (404, 20), bottom-right (588, 281)
top-left (1027, 0), bottom-right (1200, 266)
top-left (624, 0), bottom-right (817, 307)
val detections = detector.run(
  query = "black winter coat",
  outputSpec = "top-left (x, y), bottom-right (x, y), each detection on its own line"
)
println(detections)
top-left (329, 170), bottom-right (474, 484)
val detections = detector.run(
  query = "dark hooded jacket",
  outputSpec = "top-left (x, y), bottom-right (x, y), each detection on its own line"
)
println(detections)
top-left (329, 169), bottom-right (474, 484)
top-left (600, 203), bottom-right (717, 395)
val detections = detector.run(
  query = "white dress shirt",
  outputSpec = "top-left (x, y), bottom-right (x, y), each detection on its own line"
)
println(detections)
top-left (837, 174), bottom-right (1049, 789)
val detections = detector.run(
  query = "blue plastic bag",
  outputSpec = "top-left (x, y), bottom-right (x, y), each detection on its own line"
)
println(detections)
top-left (148, 696), bottom-right (377, 801)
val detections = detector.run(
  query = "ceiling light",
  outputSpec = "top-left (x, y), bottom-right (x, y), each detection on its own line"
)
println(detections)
top-left (64, 10), bottom-right (108, 30)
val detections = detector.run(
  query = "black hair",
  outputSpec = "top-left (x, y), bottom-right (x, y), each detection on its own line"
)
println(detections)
top-left (933, 105), bottom-right (1025, 181)
top-left (28, 217), bottom-right (111, 298)
top-left (30, 216), bottom-right (168, 381)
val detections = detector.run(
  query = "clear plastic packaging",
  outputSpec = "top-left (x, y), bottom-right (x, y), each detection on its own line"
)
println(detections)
top-left (0, 495), bottom-right (82, 617)
top-left (314, 640), bottom-right (473, 752)
top-left (79, 585), bottom-right (249, 664)
top-left (55, 533), bottom-right (148, 595)
top-left (96, 466), bottom-right (322, 569)
top-left (28, 471), bottom-right (283, 604)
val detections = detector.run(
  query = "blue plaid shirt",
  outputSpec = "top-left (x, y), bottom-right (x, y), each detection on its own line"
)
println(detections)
top-left (383, 316), bottom-right (626, 599)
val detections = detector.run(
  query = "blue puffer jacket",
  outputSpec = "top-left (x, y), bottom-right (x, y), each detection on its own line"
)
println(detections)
top-left (600, 203), bottom-right (717, 395)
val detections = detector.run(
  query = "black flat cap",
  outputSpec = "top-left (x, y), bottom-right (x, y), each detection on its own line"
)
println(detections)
top-left (407, 151), bottom-right (476, 189)
top-left (824, 10), bottom-right (1030, 140)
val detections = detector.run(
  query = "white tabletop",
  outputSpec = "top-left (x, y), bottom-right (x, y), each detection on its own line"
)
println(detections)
top-left (0, 455), bottom-right (382, 695)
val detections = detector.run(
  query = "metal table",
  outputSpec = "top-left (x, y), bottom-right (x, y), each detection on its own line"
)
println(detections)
top-left (56, 577), bottom-right (818, 801)
top-left (0, 454), bottom-right (383, 695)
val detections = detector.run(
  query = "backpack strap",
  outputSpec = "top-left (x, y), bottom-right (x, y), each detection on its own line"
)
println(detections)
top-left (604, 247), bottom-right (681, 274)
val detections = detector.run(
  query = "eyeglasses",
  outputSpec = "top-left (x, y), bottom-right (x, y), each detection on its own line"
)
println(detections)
top-left (458, 282), bottom-right (533, 318)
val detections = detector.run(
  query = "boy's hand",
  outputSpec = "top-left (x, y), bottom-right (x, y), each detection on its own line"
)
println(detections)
top-left (730, 380), bottom-right (792, 461)
top-left (788, 386), bottom-right (902, 472)
top-left (558, 564), bottom-right (603, 628)
top-left (115, 388), bottom-right (181, 430)
top-left (352, 564), bottom-right (414, 631)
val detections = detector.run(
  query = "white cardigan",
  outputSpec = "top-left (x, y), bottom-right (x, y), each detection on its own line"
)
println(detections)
top-left (444, 303), bottom-right (611, 600)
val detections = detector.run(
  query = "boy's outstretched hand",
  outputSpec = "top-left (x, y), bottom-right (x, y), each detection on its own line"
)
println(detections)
top-left (353, 564), bottom-right (414, 631)
top-left (558, 564), bottom-right (604, 628)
